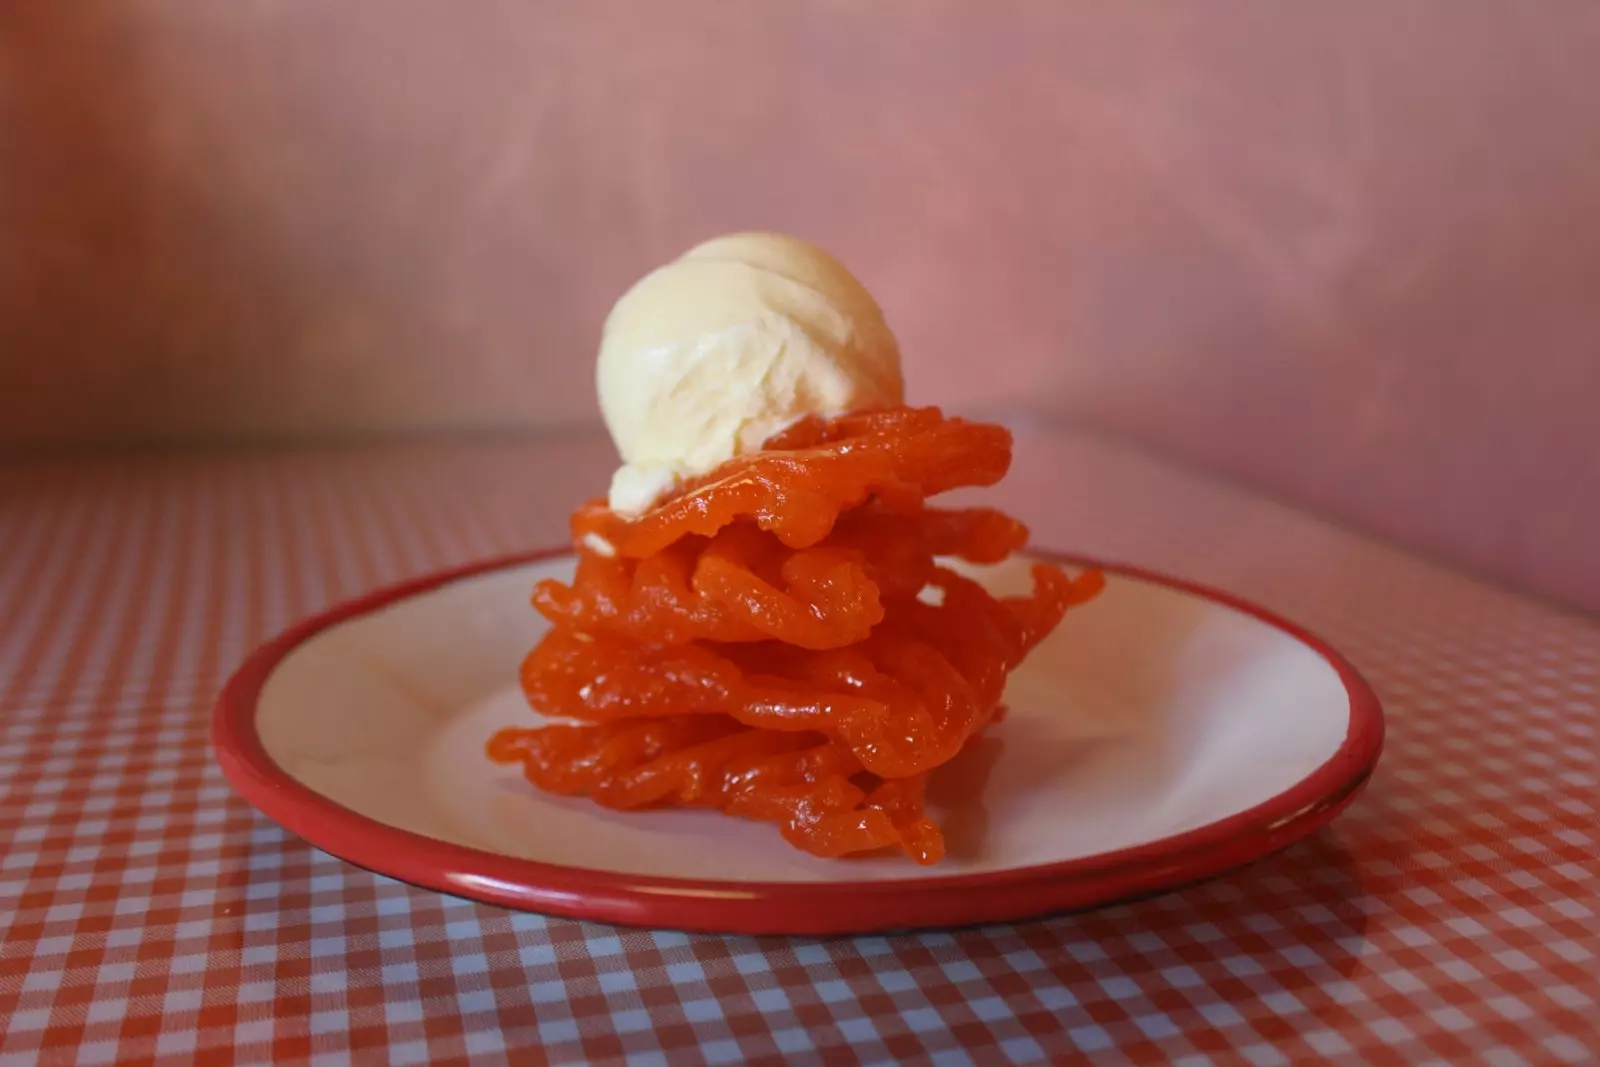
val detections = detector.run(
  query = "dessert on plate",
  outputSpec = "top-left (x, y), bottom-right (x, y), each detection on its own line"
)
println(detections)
top-left (487, 233), bottom-right (1102, 864)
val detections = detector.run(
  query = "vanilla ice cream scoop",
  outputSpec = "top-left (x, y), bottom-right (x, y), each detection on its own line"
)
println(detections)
top-left (597, 233), bottom-right (904, 515)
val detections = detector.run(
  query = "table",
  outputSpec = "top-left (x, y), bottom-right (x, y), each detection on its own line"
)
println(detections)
top-left (2, 424), bottom-right (1595, 1066)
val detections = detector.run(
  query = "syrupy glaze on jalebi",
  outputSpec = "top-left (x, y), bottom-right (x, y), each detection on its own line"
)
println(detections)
top-left (487, 405), bottom-right (1103, 864)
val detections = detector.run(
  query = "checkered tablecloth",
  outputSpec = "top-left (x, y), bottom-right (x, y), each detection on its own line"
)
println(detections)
top-left (2, 424), bottom-right (1595, 1066)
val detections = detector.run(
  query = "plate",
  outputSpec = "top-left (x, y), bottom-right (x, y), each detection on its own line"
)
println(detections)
top-left (213, 550), bottom-right (1382, 934)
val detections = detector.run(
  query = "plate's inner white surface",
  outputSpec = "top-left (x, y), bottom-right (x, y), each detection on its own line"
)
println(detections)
top-left (256, 558), bottom-right (1351, 883)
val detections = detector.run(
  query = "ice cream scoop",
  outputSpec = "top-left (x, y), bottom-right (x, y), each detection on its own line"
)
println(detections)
top-left (597, 233), bottom-right (904, 516)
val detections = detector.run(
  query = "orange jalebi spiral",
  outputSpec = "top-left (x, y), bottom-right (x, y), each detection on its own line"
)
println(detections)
top-left (486, 717), bottom-right (942, 862)
top-left (533, 506), bottom-right (1030, 650)
top-left (569, 407), bottom-right (1014, 557)
top-left (488, 405), bottom-right (1103, 864)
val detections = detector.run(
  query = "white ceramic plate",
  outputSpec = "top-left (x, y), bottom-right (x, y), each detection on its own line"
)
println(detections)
top-left (215, 551), bottom-right (1382, 934)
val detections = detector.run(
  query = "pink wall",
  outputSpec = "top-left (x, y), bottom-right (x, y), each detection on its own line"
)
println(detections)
top-left (3, 4), bottom-right (1598, 611)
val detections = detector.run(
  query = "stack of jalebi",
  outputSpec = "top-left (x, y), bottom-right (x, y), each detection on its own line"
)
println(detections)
top-left (487, 405), bottom-right (1103, 864)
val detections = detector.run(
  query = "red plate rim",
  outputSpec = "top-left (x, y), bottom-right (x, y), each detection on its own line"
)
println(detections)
top-left (213, 548), bottom-right (1384, 935)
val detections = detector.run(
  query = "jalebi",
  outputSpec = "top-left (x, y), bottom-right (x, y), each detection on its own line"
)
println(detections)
top-left (488, 405), bottom-right (1103, 864)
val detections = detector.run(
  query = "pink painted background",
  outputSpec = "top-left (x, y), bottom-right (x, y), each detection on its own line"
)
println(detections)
top-left (3, 4), bottom-right (1598, 613)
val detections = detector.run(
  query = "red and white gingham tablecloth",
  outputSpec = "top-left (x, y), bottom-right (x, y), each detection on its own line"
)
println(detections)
top-left (1, 424), bottom-right (1595, 1065)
